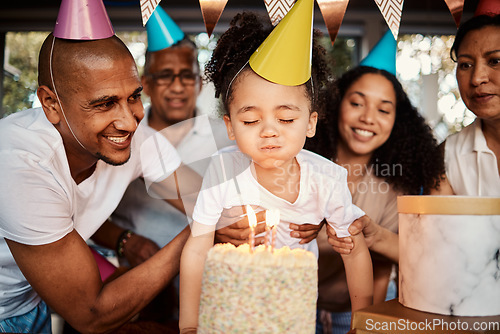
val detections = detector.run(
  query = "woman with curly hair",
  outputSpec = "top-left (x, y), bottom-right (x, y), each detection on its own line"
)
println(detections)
top-left (326, 10), bottom-right (500, 301)
top-left (306, 65), bottom-right (445, 334)
top-left (308, 66), bottom-right (444, 195)
top-left (179, 9), bottom-right (375, 333)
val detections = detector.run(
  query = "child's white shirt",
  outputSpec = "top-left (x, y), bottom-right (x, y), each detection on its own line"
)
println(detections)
top-left (192, 146), bottom-right (365, 258)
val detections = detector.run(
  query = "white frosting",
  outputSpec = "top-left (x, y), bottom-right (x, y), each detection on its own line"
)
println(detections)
top-left (198, 243), bottom-right (317, 333)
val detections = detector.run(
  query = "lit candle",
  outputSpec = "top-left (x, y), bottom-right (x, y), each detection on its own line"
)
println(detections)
top-left (267, 209), bottom-right (280, 252)
top-left (265, 210), bottom-right (272, 249)
top-left (246, 205), bottom-right (257, 252)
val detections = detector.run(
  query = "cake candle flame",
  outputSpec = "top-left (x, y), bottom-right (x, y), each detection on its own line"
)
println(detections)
top-left (264, 210), bottom-right (273, 249)
top-left (246, 205), bottom-right (257, 252)
top-left (266, 209), bottom-right (280, 252)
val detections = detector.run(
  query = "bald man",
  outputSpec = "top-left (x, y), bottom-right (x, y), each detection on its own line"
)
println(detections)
top-left (0, 34), bottom-right (200, 333)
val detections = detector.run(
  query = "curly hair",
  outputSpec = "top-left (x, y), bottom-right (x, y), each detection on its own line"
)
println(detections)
top-left (204, 12), bottom-right (332, 117)
top-left (306, 66), bottom-right (445, 195)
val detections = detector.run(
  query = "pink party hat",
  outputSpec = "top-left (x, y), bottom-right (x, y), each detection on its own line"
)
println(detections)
top-left (53, 0), bottom-right (115, 40)
top-left (475, 0), bottom-right (500, 16)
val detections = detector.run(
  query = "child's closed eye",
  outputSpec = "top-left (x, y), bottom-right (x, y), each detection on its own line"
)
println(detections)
top-left (279, 119), bottom-right (294, 124)
top-left (243, 120), bottom-right (259, 125)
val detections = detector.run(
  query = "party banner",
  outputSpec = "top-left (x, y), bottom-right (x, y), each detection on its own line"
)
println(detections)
top-left (140, 0), bottom-right (162, 26)
top-left (316, 0), bottom-right (349, 45)
top-left (264, 0), bottom-right (296, 26)
top-left (443, 0), bottom-right (464, 27)
top-left (373, 0), bottom-right (404, 39)
top-left (199, 0), bottom-right (229, 37)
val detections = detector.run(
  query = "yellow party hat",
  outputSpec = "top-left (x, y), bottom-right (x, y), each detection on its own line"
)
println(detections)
top-left (249, 0), bottom-right (314, 86)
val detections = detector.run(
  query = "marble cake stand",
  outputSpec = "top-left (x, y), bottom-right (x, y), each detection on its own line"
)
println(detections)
top-left (398, 196), bottom-right (500, 317)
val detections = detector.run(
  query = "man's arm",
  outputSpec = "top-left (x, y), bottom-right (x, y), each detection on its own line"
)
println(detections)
top-left (92, 162), bottom-right (202, 267)
top-left (6, 226), bottom-right (189, 333)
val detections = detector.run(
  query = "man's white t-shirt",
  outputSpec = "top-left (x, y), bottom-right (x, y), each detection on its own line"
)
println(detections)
top-left (192, 146), bottom-right (365, 258)
top-left (0, 108), bottom-right (181, 320)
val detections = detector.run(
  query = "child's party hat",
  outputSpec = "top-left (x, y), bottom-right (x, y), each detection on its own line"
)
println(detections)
top-left (146, 5), bottom-right (185, 52)
top-left (249, 0), bottom-right (314, 86)
top-left (359, 30), bottom-right (397, 75)
top-left (53, 0), bottom-right (114, 40)
top-left (475, 0), bottom-right (500, 16)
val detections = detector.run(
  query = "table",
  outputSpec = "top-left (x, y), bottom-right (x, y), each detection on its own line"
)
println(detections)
top-left (351, 299), bottom-right (500, 334)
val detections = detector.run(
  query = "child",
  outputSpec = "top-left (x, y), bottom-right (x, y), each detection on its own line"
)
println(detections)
top-left (179, 7), bottom-right (373, 333)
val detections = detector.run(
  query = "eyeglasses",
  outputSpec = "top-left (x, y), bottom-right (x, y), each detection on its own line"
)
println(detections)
top-left (147, 70), bottom-right (198, 86)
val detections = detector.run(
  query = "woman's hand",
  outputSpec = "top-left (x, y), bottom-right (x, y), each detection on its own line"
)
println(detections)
top-left (326, 215), bottom-right (378, 254)
top-left (327, 215), bottom-right (399, 263)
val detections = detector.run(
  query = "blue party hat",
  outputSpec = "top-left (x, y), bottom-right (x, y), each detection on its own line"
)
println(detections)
top-left (146, 6), bottom-right (185, 52)
top-left (359, 30), bottom-right (397, 75)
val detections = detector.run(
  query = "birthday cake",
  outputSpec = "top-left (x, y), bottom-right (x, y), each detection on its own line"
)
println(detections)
top-left (198, 243), bottom-right (317, 333)
top-left (398, 196), bottom-right (500, 316)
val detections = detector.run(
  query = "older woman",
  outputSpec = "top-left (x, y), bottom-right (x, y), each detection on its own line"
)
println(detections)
top-left (443, 13), bottom-right (500, 196)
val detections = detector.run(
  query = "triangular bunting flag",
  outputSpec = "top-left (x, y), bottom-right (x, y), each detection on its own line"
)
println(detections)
top-left (264, 0), bottom-right (296, 26)
top-left (443, 0), bottom-right (464, 28)
top-left (141, 0), bottom-right (162, 26)
top-left (199, 0), bottom-right (228, 37)
top-left (316, 0), bottom-right (350, 45)
top-left (373, 0), bottom-right (404, 40)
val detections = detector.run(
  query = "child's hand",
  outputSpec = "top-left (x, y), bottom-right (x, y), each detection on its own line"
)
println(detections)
top-left (215, 206), bottom-right (266, 245)
top-left (289, 220), bottom-right (324, 244)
